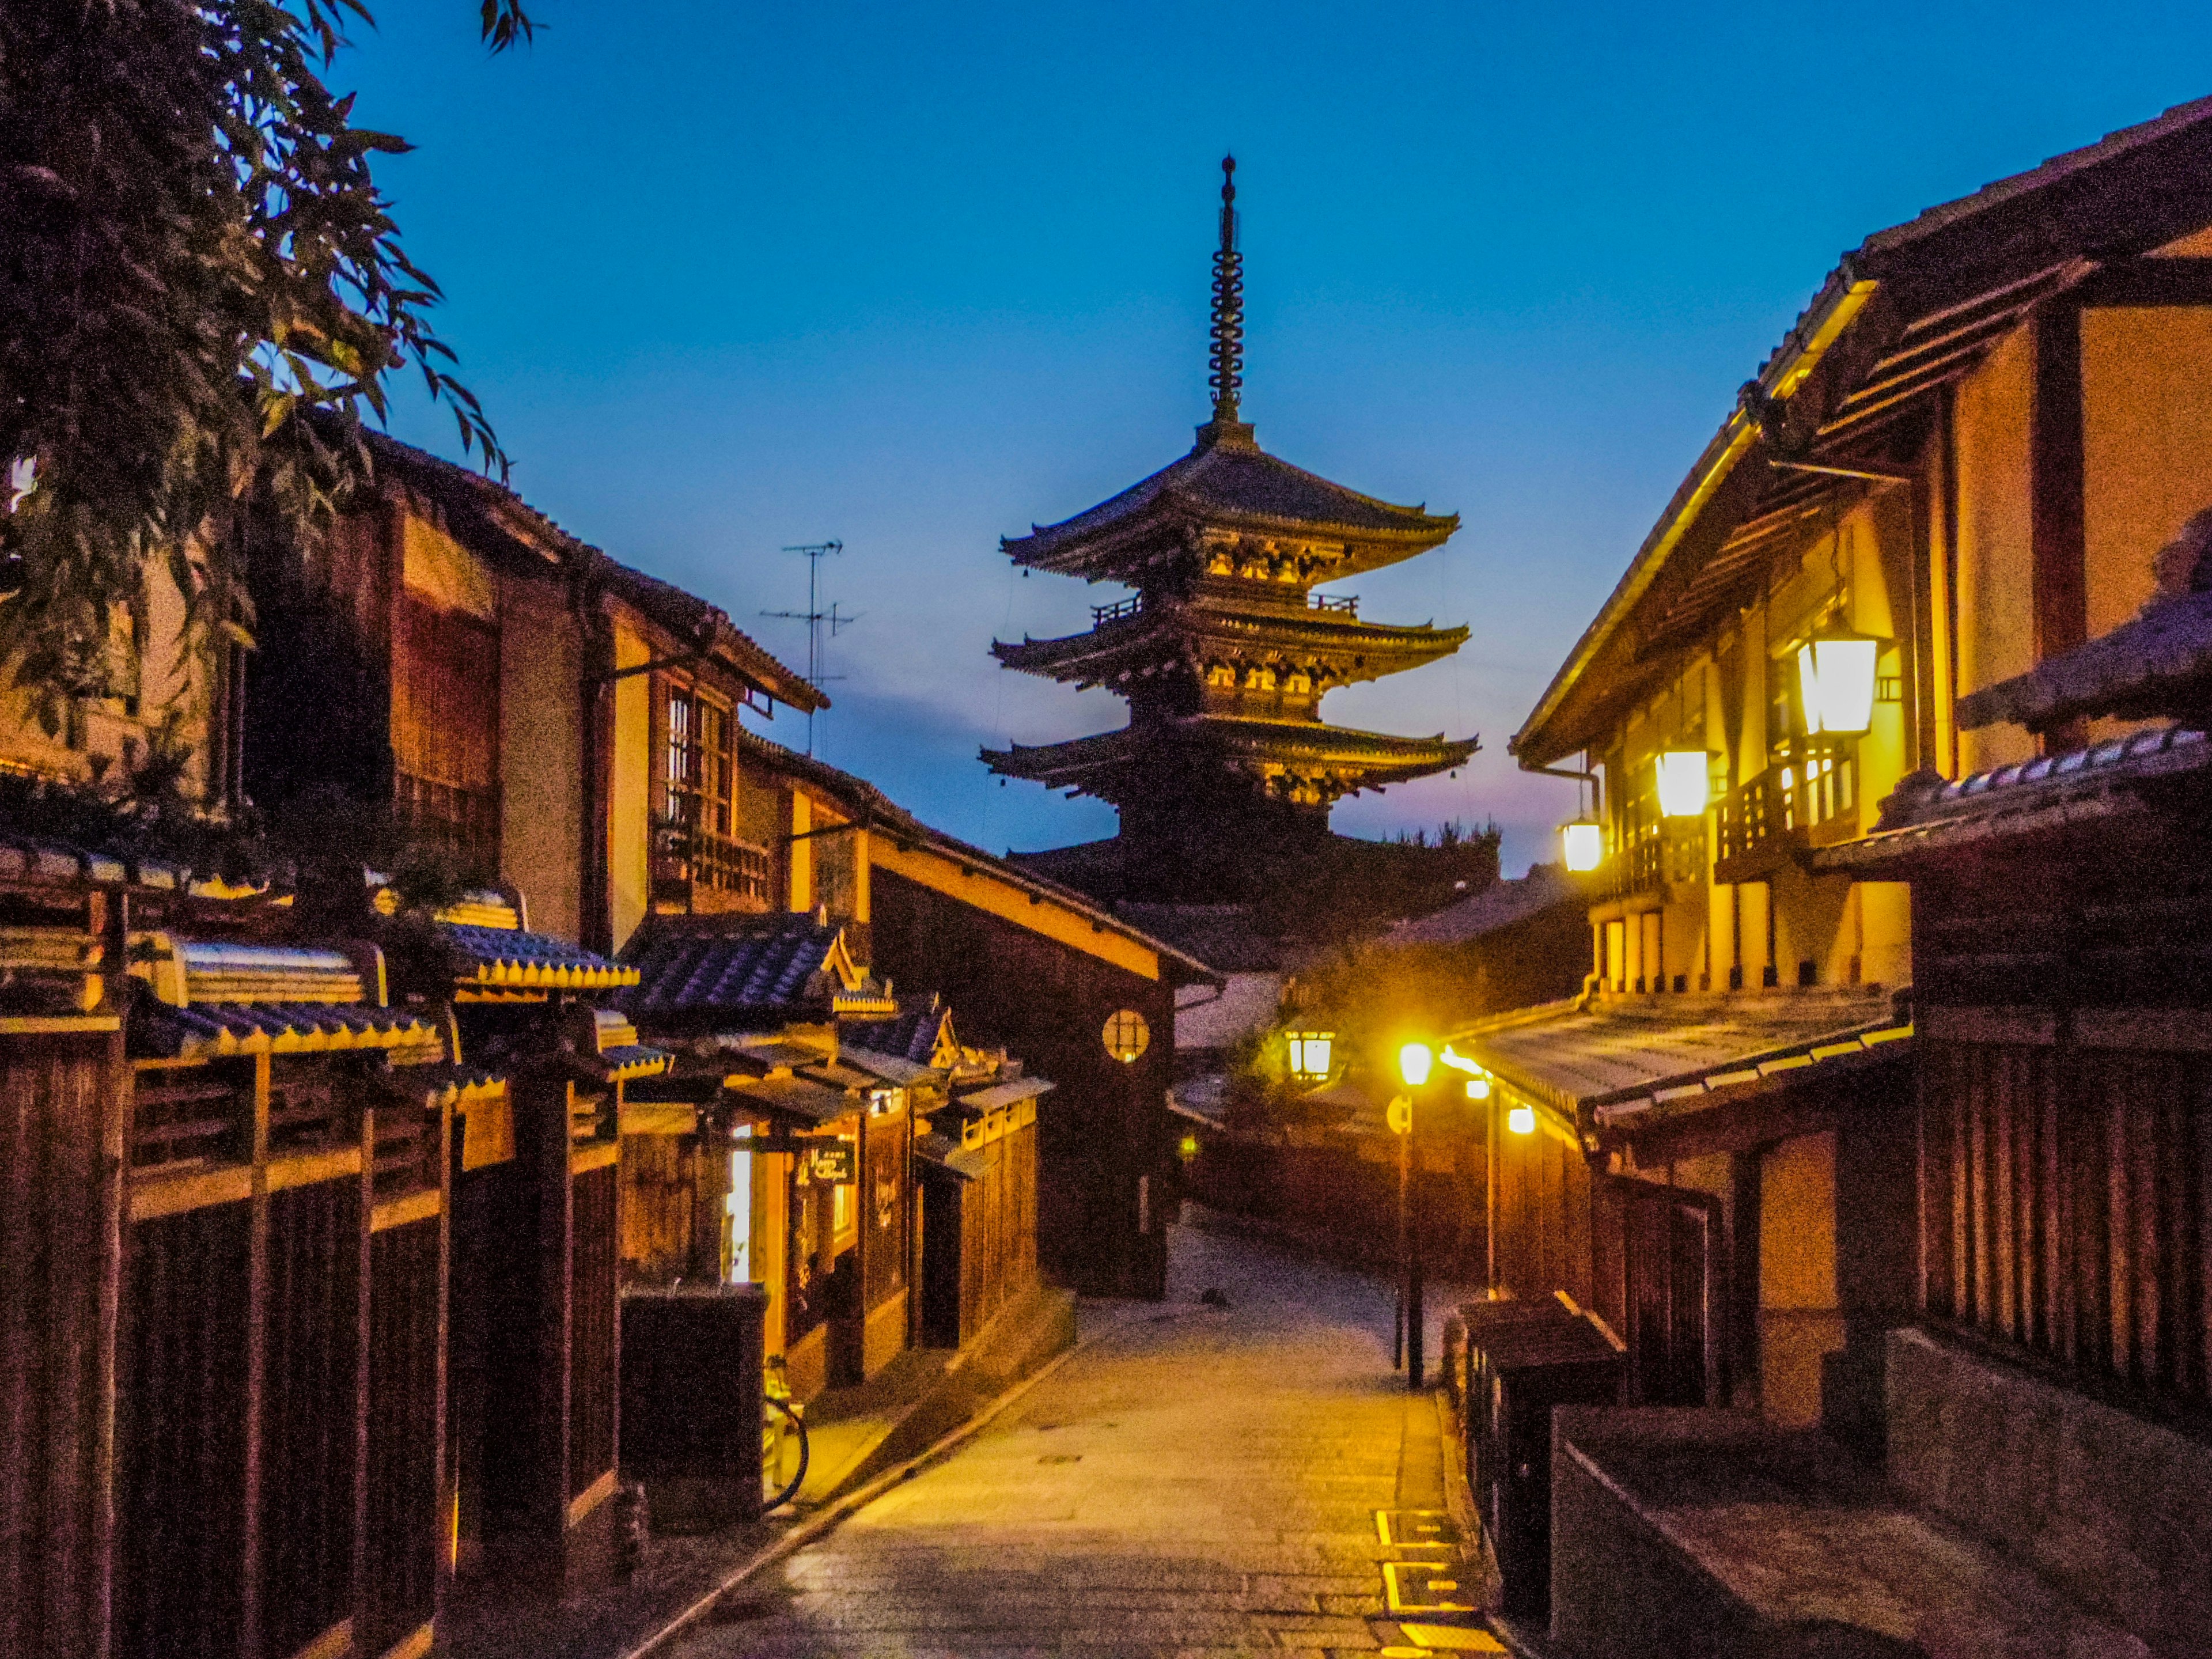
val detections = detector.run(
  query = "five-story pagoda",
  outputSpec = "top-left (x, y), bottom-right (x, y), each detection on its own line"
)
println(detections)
top-left (984, 158), bottom-right (1476, 901)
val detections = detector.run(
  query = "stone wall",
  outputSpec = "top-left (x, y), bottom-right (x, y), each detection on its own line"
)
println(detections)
top-left (1885, 1326), bottom-right (2212, 1656)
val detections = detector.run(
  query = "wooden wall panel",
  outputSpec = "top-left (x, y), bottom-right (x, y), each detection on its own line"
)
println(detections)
top-left (259, 1179), bottom-right (363, 1659)
top-left (0, 1033), bottom-right (122, 1659)
top-left (363, 1218), bottom-right (443, 1658)
top-left (116, 1203), bottom-right (251, 1659)
top-left (1922, 1035), bottom-right (2212, 1409)
top-left (568, 1165), bottom-right (619, 1503)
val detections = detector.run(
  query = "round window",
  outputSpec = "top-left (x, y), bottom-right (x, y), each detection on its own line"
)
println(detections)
top-left (1102, 1008), bottom-right (1151, 1064)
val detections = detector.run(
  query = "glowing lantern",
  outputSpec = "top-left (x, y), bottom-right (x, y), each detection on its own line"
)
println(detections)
top-left (1285, 1031), bottom-right (1335, 1081)
top-left (1465, 1078), bottom-right (1491, 1101)
top-left (1655, 751), bottom-right (1713, 818)
top-left (1397, 1043), bottom-right (1433, 1088)
top-left (1562, 818), bottom-right (1604, 872)
top-left (1508, 1104), bottom-right (1537, 1135)
top-left (1796, 634), bottom-right (1879, 737)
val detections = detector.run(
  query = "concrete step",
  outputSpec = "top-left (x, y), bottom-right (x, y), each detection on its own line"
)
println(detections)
top-left (1549, 1408), bottom-right (2156, 1659)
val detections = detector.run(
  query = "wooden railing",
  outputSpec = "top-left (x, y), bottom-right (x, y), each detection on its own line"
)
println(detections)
top-left (653, 812), bottom-right (772, 907)
top-left (1092, 595), bottom-right (1143, 626)
top-left (1309, 593), bottom-right (1359, 616)
top-left (1715, 752), bottom-right (1857, 876)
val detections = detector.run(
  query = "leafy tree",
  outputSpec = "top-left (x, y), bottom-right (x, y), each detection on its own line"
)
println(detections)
top-left (0, 0), bottom-right (532, 731)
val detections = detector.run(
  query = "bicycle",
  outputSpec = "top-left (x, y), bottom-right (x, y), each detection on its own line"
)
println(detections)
top-left (762, 1356), bottom-right (810, 1513)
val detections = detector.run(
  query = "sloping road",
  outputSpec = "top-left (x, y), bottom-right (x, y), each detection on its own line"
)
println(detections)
top-left (672, 1219), bottom-right (1453, 1657)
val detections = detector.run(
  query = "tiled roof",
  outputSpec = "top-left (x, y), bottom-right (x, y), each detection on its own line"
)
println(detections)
top-left (622, 915), bottom-right (844, 1022)
top-left (1003, 432), bottom-right (1456, 567)
top-left (724, 1073), bottom-right (859, 1126)
top-left (1512, 96), bottom-right (2212, 768)
top-left (1450, 987), bottom-right (1910, 1126)
top-left (175, 941), bottom-right (369, 1005)
top-left (1112, 903), bottom-right (1286, 974)
top-left (599, 560), bottom-right (825, 715)
top-left (984, 716), bottom-right (1478, 785)
top-left (600, 1046), bottom-right (673, 1082)
top-left (0, 837), bottom-right (275, 896)
top-left (377, 1060), bottom-right (506, 1108)
top-left (135, 1001), bottom-right (441, 1062)
top-left (1812, 725), bottom-right (2212, 875)
top-left (1381, 865), bottom-right (1585, 949)
top-left (1956, 591), bottom-right (2212, 733)
top-left (437, 922), bottom-right (637, 991)
top-left (912, 1131), bottom-right (987, 1180)
top-left (839, 1046), bottom-right (940, 1088)
top-left (842, 1001), bottom-right (952, 1067)
top-left (957, 1077), bottom-right (1054, 1114)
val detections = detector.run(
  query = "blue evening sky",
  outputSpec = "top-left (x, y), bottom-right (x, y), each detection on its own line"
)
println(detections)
top-left (345, 1), bottom-right (2212, 874)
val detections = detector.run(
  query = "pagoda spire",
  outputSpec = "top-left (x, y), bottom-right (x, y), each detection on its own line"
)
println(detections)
top-left (1201, 155), bottom-right (1255, 449)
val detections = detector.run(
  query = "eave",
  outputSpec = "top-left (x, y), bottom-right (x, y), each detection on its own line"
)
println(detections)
top-left (991, 604), bottom-right (1469, 688)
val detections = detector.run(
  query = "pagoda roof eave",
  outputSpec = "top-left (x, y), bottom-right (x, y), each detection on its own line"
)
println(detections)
top-left (980, 716), bottom-right (1479, 785)
top-left (989, 612), bottom-right (1472, 683)
top-left (1000, 435), bottom-right (1457, 578)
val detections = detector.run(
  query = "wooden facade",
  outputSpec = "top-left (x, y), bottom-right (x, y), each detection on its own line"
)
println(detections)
top-left (1488, 99), bottom-right (2212, 1437)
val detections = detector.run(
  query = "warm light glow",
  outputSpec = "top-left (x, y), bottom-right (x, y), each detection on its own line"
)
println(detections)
top-left (1796, 636), bottom-right (1879, 736)
top-left (1656, 751), bottom-right (1712, 818)
top-left (1562, 819), bottom-right (1604, 872)
top-left (1439, 1045), bottom-right (1480, 1074)
top-left (1178, 1132), bottom-right (1199, 1162)
top-left (1398, 1043), bottom-right (1433, 1087)
top-left (1465, 1078), bottom-right (1491, 1100)
top-left (1285, 1031), bottom-right (1335, 1081)
top-left (1508, 1104), bottom-right (1536, 1135)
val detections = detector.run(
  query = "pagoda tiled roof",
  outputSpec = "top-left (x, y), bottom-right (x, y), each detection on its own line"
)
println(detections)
top-left (991, 594), bottom-right (1467, 687)
top-left (983, 715), bottom-right (1476, 793)
top-left (1002, 430), bottom-right (1456, 577)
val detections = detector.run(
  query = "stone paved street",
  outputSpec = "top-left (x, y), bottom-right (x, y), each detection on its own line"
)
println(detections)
top-left (670, 1218), bottom-right (1463, 1658)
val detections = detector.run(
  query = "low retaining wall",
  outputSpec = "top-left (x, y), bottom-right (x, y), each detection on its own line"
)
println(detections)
top-left (1886, 1326), bottom-right (2212, 1656)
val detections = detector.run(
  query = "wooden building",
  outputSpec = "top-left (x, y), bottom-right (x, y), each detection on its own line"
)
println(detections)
top-left (1459, 97), bottom-right (2212, 1447)
top-left (985, 160), bottom-right (1475, 903)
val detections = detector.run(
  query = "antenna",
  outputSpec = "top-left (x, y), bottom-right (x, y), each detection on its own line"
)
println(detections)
top-left (760, 540), bottom-right (861, 756)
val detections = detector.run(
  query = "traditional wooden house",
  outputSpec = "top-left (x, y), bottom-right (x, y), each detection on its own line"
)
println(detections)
top-left (1466, 96), bottom-right (2212, 1449)
top-left (1438, 98), bottom-right (2212, 1658)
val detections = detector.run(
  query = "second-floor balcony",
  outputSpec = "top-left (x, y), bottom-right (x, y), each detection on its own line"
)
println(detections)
top-left (652, 809), bottom-right (773, 915)
top-left (1714, 751), bottom-right (1858, 882)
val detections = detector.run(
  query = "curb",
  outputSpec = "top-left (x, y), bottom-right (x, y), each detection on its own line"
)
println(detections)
top-left (616, 1311), bottom-right (1119, 1659)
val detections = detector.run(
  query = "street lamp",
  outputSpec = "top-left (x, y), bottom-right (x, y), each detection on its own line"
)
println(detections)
top-left (1393, 1041), bottom-right (1435, 1391)
top-left (1656, 750), bottom-right (1714, 819)
top-left (1561, 817), bottom-right (1604, 872)
top-left (1285, 1030), bottom-right (1335, 1082)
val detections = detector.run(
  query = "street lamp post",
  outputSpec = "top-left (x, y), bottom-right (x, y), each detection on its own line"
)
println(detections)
top-left (1395, 1043), bottom-right (1433, 1392)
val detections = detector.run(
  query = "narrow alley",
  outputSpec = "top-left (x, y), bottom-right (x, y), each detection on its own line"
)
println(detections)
top-left (670, 1218), bottom-right (1475, 1658)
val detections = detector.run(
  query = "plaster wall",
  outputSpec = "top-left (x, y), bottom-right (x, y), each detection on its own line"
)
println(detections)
top-left (1952, 324), bottom-right (2038, 774)
top-left (1759, 1129), bottom-right (1841, 1427)
top-left (2081, 305), bottom-right (2212, 641)
top-left (609, 615), bottom-right (652, 951)
top-left (498, 575), bottom-right (581, 941)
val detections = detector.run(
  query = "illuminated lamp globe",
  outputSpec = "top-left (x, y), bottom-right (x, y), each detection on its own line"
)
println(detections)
top-left (1561, 818), bottom-right (1604, 872)
top-left (1508, 1104), bottom-right (1537, 1135)
top-left (1656, 751), bottom-right (1714, 819)
top-left (1398, 1043), bottom-right (1434, 1088)
top-left (1796, 634), bottom-right (1880, 737)
top-left (1465, 1077), bottom-right (1492, 1101)
top-left (1285, 1031), bottom-right (1335, 1082)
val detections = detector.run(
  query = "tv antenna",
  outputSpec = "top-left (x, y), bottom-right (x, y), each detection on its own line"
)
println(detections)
top-left (761, 540), bottom-right (861, 756)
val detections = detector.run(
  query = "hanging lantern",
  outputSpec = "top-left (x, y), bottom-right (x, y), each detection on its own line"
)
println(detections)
top-left (1560, 817), bottom-right (1604, 872)
top-left (1796, 632), bottom-right (1880, 737)
top-left (1285, 1030), bottom-right (1335, 1082)
top-left (1465, 1077), bottom-right (1492, 1101)
top-left (1655, 751), bottom-right (1713, 819)
top-left (1397, 1042), bottom-right (1433, 1088)
top-left (1507, 1104), bottom-right (1537, 1135)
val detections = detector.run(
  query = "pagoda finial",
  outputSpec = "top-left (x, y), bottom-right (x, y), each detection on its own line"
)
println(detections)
top-left (1202, 154), bottom-right (1253, 446)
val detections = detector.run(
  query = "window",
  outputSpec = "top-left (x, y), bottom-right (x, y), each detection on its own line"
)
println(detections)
top-left (664, 685), bottom-right (733, 837)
